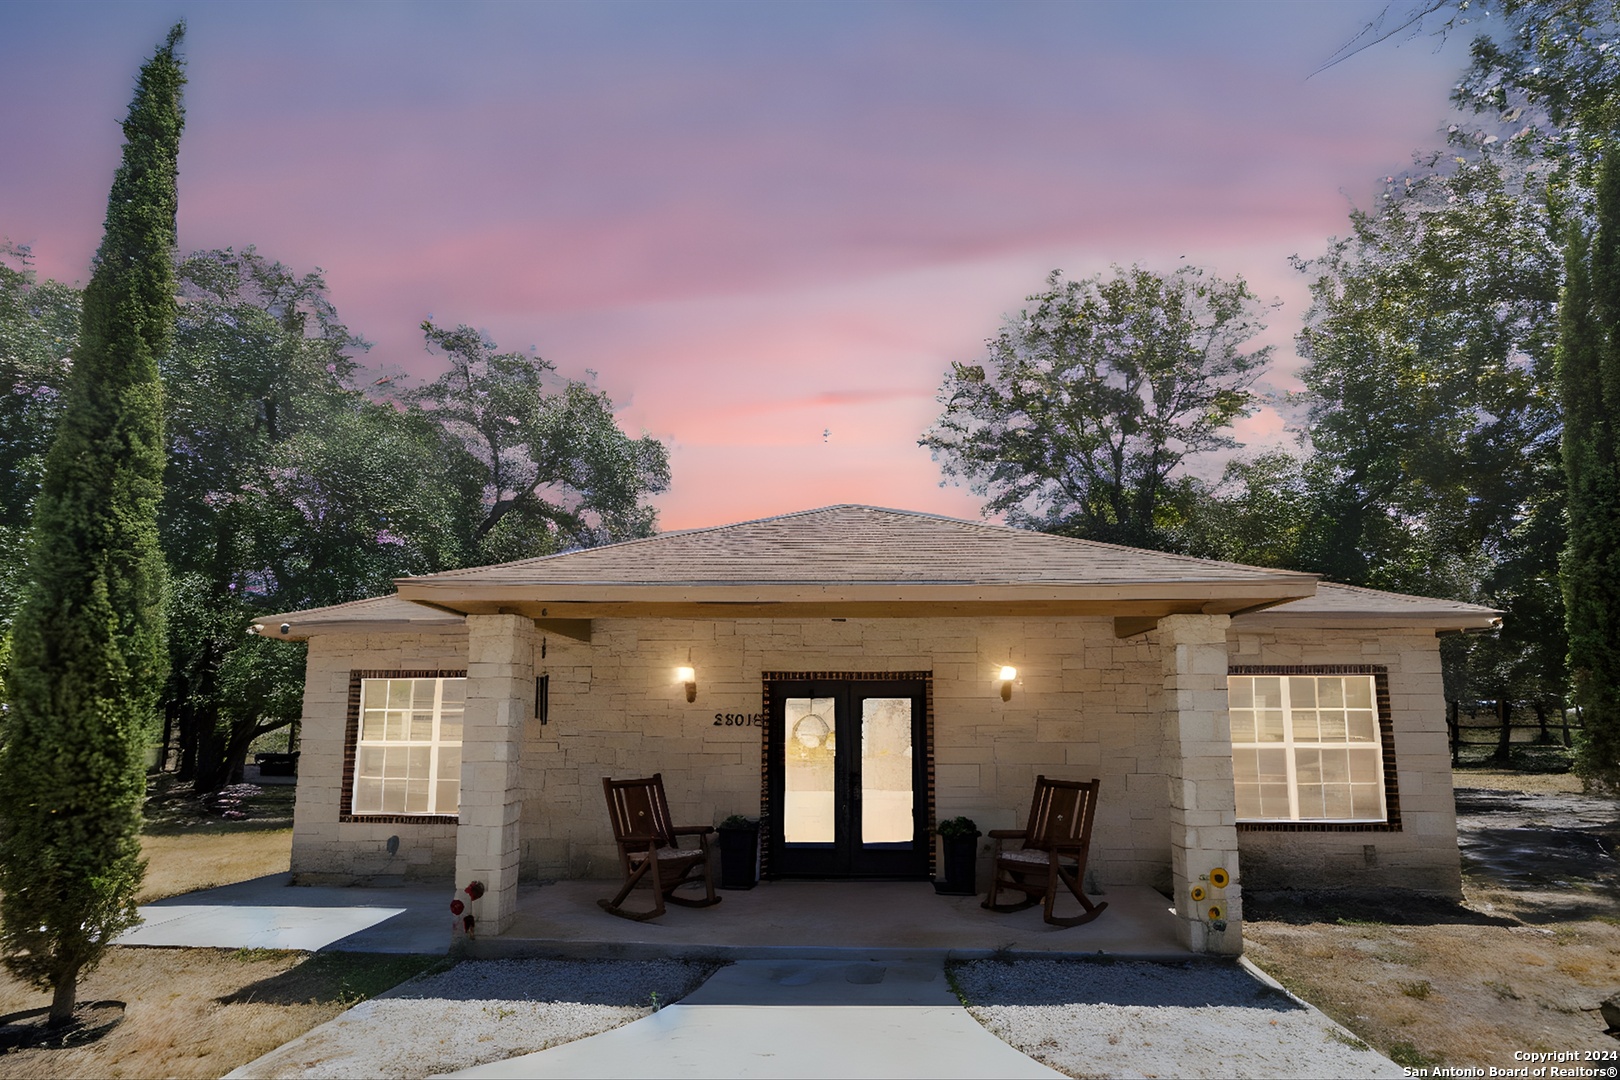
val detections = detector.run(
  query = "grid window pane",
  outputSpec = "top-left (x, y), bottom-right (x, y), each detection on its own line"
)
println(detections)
top-left (1291, 710), bottom-right (1320, 741)
top-left (1255, 748), bottom-right (1288, 784)
top-left (1347, 710), bottom-right (1377, 742)
top-left (1229, 674), bottom-right (1386, 823)
top-left (1257, 710), bottom-right (1286, 742)
top-left (1229, 710), bottom-right (1256, 742)
top-left (352, 677), bottom-right (466, 817)
top-left (354, 777), bottom-right (383, 813)
top-left (1352, 785), bottom-right (1383, 819)
top-left (1318, 711), bottom-right (1347, 741)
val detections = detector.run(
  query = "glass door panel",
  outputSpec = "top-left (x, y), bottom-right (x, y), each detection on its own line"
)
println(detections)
top-left (782, 697), bottom-right (836, 844)
top-left (860, 697), bottom-right (914, 844)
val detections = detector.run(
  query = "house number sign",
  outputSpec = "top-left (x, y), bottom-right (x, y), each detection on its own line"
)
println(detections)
top-left (713, 712), bottom-right (765, 727)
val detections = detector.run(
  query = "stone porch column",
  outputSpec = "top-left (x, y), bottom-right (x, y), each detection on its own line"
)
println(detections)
top-left (455, 613), bottom-right (536, 936)
top-left (1157, 613), bottom-right (1242, 955)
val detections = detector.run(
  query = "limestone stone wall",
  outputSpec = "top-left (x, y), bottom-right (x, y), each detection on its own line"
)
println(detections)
top-left (285, 615), bottom-right (1460, 897)
top-left (519, 616), bottom-right (1167, 887)
top-left (1228, 624), bottom-right (1462, 896)
top-left (289, 631), bottom-right (466, 882)
top-left (287, 616), bottom-right (1170, 887)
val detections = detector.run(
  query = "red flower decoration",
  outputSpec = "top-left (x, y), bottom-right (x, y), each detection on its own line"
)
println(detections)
top-left (463, 914), bottom-right (476, 936)
top-left (464, 880), bottom-right (486, 900)
top-left (450, 898), bottom-right (464, 915)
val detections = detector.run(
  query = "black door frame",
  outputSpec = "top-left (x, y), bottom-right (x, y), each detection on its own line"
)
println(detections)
top-left (760, 671), bottom-right (934, 880)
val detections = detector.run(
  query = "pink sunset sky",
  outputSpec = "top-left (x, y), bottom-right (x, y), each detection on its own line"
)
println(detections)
top-left (1, 1), bottom-right (1477, 531)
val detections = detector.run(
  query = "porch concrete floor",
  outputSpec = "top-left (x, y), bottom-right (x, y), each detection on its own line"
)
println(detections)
top-left (470, 881), bottom-right (1187, 961)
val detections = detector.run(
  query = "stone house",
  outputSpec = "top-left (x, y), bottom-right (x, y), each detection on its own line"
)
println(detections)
top-left (257, 505), bottom-right (1499, 953)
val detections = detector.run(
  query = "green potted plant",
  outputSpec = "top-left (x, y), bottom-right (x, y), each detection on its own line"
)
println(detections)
top-left (716, 814), bottom-right (760, 890)
top-left (934, 816), bottom-right (981, 895)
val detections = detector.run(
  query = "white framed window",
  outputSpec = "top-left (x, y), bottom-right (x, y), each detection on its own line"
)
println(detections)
top-left (350, 676), bottom-right (464, 816)
top-left (1228, 673), bottom-right (1387, 823)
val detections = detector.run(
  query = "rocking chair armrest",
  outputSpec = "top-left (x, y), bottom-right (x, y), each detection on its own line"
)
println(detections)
top-left (670, 825), bottom-right (716, 836)
top-left (986, 829), bottom-right (1027, 840)
top-left (620, 833), bottom-right (663, 844)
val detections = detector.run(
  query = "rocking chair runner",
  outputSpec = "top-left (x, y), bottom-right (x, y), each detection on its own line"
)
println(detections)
top-left (982, 775), bottom-right (1108, 927)
top-left (598, 774), bottom-right (721, 922)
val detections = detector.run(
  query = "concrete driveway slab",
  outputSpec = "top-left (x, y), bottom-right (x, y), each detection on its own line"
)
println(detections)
top-left (123, 873), bottom-right (450, 953)
top-left (118, 904), bottom-right (405, 951)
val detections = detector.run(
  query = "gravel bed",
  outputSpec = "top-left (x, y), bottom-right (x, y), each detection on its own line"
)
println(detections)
top-left (227, 958), bottom-right (718, 1079)
top-left (231, 956), bottom-right (1409, 1079)
top-left (951, 958), bottom-right (1407, 1079)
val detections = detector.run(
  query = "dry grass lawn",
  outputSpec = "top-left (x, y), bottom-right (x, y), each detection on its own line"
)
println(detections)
top-left (1246, 768), bottom-right (1620, 1073)
top-left (0, 782), bottom-right (441, 1080)
top-left (1246, 913), bottom-right (1620, 1071)
top-left (137, 829), bottom-right (292, 903)
top-left (0, 948), bottom-right (394, 1080)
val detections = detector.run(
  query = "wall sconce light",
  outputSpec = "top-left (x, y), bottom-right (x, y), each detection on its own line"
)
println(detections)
top-left (676, 665), bottom-right (696, 703)
top-left (999, 665), bottom-right (1017, 702)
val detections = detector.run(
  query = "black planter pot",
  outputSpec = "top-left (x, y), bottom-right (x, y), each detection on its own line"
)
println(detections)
top-left (935, 833), bottom-right (980, 896)
top-left (717, 825), bottom-right (760, 890)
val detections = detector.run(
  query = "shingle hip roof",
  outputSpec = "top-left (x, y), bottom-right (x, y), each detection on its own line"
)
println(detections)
top-left (395, 504), bottom-right (1316, 588)
top-left (248, 505), bottom-right (1499, 638)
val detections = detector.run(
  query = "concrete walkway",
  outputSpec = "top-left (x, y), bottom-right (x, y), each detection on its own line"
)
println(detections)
top-left (443, 960), bottom-right (1062, 1079)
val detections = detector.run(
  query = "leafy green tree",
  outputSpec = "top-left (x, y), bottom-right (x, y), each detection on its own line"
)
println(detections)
top-left (0, 243), bottom-right (80, 629)
top-left (1289, 150), bottom-right (1568, 726)
top-left (1351, 0), bottom-right (1620, 770)
top-left (1558, 145), bottom-right (1620, 788)
top-left (411, 321), bottom-right (671, 560)
top-left (0, 25), bottom-right (184, 1024)
top-left (1170, 450), bottom-right (1325, 570)
top-left (921, 266), bottom-right (1273, 547)
top-left (1292, 152), bottom-right (1563, 592)
top-left (162, 249), bottom-right (476, 792)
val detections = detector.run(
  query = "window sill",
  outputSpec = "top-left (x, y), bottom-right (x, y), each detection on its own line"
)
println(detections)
top-left (340, 814), bottom-right (459, 825)
top-left (1237, 821), bottom-right (1401, 833)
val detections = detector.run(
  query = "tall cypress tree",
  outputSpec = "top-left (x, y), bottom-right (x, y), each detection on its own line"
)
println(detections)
top-left (1559, 145), bottom-right (1620, 791)
top-left (0, 25), bottom-right (183, 1024)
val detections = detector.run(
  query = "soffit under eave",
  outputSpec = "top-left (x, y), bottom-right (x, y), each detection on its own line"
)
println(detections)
top-left (1230, 612), bottom-right (1503, 633)
top-left (391, 579), bottom-right (1317, 611)
top-left (252, 618), bottom-right (467, 642)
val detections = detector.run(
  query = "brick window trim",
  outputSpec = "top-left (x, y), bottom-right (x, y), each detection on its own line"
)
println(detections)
top-left (758, 671), bottom-right (936, 879)
top-left (1227, 664), bottom-right (1402, 834)
top-left (339, 669), bottom-right (467, 825)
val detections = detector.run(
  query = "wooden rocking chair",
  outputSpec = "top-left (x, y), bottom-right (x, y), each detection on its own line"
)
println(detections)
top-left (598, 773), bottom-right (721, 922)
top-left (982, 775), bottom-right (1108, 927)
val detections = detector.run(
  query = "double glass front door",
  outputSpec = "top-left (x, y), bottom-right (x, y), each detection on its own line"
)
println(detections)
top-left (767, 678), bottom-right (928, 878)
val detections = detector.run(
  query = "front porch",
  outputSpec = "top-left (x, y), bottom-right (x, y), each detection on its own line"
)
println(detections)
top-left (464, 879), bottom-right (1186, 961)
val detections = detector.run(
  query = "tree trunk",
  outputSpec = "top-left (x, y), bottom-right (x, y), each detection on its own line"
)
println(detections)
top-left (1535, 701), bottom-right (1551, 744)
top-left (195, 718), bottom-right (268, 794)
top-left (1493, 698), bottom-right (1514, 764)
top-left (48, 964), bottom-right (79, 1027)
